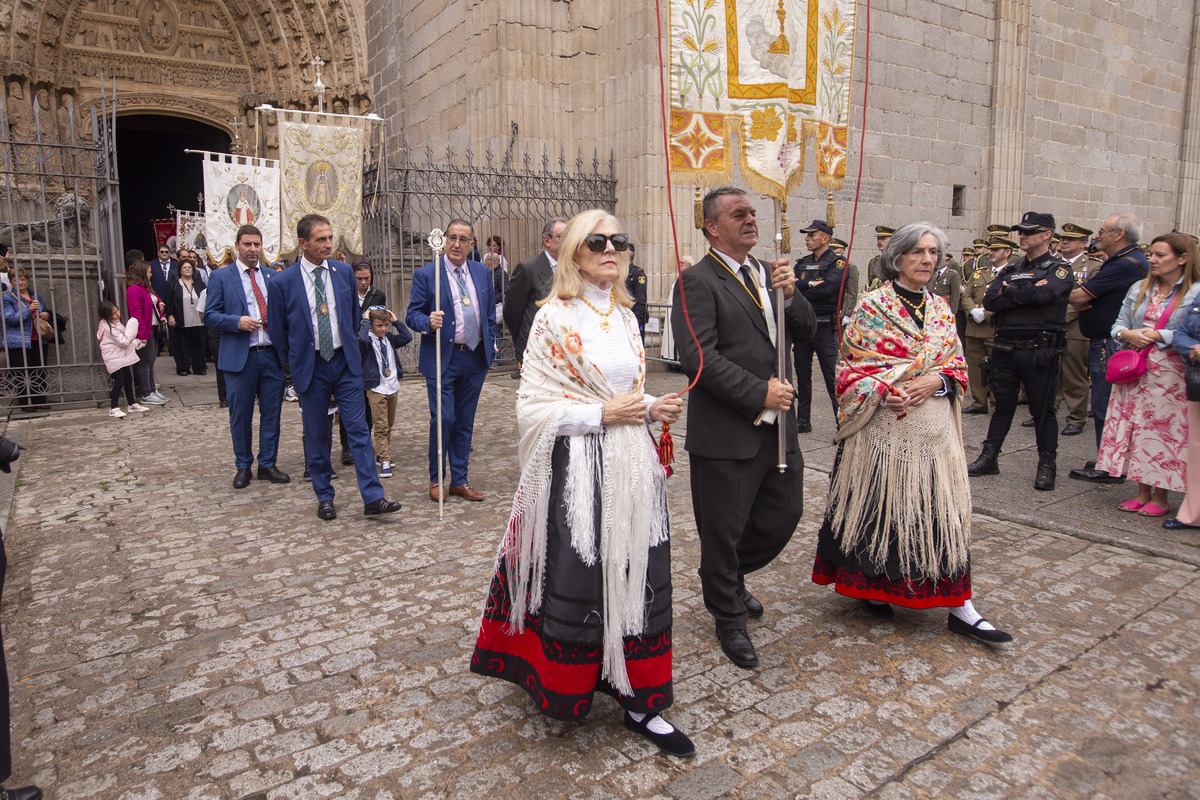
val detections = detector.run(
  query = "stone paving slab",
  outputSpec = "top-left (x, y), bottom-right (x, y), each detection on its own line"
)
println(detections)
top-left (1, 369), bottom-right (1197, 798)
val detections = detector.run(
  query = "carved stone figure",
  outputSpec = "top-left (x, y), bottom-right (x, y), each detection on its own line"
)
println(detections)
top-left (6, 80), bottom-right (32, 141)
top-left (57, 90), bottom-right (75, 144)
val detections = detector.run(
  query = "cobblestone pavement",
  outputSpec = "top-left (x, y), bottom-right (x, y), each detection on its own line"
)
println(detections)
top-left (1, 370), bottom-right (1198, 799)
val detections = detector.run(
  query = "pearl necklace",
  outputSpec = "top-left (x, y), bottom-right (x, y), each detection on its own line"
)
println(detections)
top-left (580, 291), bottom-right (616, 331)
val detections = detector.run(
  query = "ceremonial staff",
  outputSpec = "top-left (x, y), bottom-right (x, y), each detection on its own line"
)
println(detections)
top-left (773, 200), bottom-right (789, 473)
top-left (428, 227), bottom-right (446, 519)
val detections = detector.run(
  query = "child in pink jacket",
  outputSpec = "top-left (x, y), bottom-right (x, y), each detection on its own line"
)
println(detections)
top-left (96, 300), bottom-right (148, 418)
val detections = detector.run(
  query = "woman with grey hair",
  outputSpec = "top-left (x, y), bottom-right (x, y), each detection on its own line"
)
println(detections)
top-left (812, 222), bottom-right (1012, 645)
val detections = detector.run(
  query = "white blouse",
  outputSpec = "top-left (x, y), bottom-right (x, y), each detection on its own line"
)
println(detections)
top-left (556, 281), bottom-right (653, 436)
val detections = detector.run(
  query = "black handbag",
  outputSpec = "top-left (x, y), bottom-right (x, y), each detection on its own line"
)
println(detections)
top-left (1187, 361), bottom-right (1200, 402)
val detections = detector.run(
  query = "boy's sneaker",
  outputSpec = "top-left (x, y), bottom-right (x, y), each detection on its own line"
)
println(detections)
top-left (379, 460), bottom-right (393, 478)
top-left (284, 386), bottom-right (298, 402)
top-left (128, 403), bottom-right (150, 412)
top-left (108, 407), bottom-right (126, 418)
top-left (140, 394), bottom-right (166, 405)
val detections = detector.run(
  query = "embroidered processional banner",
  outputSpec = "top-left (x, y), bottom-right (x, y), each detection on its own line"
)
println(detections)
top-left (201, 152), bottom-right (281, 264)
top-left (669, 0), bottom-right (856, 199)
top-left (277, 111), bottom-right (366, 256)
top-left (175, 210), bottom-right (208, 261)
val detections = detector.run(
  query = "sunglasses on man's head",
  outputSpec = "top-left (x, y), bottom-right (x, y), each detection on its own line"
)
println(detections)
top-left (583, 233), bottom-right (629, 253)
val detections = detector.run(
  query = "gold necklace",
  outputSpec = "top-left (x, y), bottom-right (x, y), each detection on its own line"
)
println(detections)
top-left (895, 287), bottom-right (925, 321)
top-left (580, 292), bottom-right (616, 331)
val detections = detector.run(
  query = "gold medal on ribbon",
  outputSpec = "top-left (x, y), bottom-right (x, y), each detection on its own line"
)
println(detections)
top-left (461, 295), bottom-right (471, 307)
top-left (383, 368), bottom-right (391, 378)
top-left (320, 302), bottom-right (328, 315)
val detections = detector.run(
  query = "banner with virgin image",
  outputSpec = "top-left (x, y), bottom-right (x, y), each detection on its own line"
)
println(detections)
top-left (276, 111), bottom-right (366, 257)
top-left (201, 152), bottom-right (281, 265)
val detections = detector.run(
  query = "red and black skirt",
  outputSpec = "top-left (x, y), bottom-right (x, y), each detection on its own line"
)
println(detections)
top-left (470, 436), bottom-right (674, 721)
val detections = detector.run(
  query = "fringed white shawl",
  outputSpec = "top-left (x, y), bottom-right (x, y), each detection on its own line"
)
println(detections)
top-left (827, 284), bottom-right (972, 581)
top-left (499, 296), bottom-right (669, 696)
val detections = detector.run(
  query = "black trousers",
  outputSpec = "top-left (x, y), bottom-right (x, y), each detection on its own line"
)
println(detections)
top-left (689, 436), bottom-right (804, 630)
top-left (172, 325), bottom-right (207, 375)
top-left (793, 319), bottom-right (838, 424)
top-left (206, 328), bottom-right (226, 403)
top-left (984, 344), bottom-right (1059, 455)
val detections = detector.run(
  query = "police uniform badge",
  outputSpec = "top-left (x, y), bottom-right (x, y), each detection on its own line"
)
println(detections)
top-left (1055, 267), bottom-right (1068, 280)
top-left (638, 276), bottom-right (645, 284)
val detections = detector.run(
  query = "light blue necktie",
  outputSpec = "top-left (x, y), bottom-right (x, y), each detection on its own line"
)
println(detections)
top-left (452, 266), bottom-right (481, 350)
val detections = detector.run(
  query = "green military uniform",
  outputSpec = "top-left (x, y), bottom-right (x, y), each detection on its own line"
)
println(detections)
top-left (962, 238), bottom-right (1018, 412)
top-left (830, 239), bottom-right (860, 319)
top-left (927, 263), bottom-right (962, 317)
top-left (864, 225), bottom-right (894, 291)
top-left (1055, 223), bottom-right (1102, 429)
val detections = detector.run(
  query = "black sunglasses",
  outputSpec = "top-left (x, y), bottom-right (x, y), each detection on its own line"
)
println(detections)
top-left (583, 233), bottom-right (629, 253)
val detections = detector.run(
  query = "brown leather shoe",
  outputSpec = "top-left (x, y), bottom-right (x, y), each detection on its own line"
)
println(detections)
top-left (429, 482), bottom-right (445, 502)
top-left (449, 483), bottom-right (484, 501)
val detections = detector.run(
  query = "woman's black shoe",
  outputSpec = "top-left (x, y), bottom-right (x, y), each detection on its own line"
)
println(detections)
top-left (948, 613), bottom-right (1013, 644)
top-left (623, 711), bottom-right (695, 757)
top-left (860, 599), bottom-right (894, 619)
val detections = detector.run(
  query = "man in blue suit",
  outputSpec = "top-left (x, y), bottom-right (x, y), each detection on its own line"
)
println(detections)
top-left (405, 218), bottom-right (498, 502)
top-left (267, 214), bottom-right (401, 521)
top-left (201, 225), bottom-right (290, 489)
top-left (151, 244), bottom-right (179, 355)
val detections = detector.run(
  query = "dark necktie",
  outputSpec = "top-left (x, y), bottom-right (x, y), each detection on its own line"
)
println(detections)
top-left (246, 267), bottom-right (268, 333)
top-left (311, 266), bottom-right (335, 361)
top-left (452, 266), bottom-right (481, 350)
top-left (739, 264), bottom-right (758, 297)
top-left (377, 336), bottom-right (390, 375)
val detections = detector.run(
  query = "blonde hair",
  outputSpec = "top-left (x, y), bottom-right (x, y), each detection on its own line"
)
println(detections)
top-left (1132, 232), bottom-right (1200, 311)
top-left (538, 209), bottom-right (634, 308)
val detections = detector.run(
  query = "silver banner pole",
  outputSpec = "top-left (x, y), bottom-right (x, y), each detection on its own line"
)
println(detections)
top-left (428, 228), bottom-right (446, 518)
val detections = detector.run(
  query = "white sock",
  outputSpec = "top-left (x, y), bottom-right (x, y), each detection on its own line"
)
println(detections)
top-left (950, 599), bottom-right (995, 631)
top-left (628, 711), bottom-right (675, 735)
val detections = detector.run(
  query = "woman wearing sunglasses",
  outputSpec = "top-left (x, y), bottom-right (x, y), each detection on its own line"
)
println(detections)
top-left (470, 210), bottom-right (692, 756)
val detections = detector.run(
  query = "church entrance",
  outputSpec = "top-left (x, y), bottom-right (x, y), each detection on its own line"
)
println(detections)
top-left (115, 114), bottom-right (229, 256)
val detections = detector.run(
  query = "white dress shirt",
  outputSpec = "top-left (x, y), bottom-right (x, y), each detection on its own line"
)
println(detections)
top-left (236, 259), bottom-right (271, 347)
top-left (368, 331), bottom-right (401, 395)
top-left (300, 256), bottom-right (343, 351)
top-left (445, 256), bottom-right (481, 345)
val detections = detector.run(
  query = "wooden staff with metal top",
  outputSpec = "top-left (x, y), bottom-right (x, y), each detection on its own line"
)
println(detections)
top-left (428, 228), bottom-right (446, 518)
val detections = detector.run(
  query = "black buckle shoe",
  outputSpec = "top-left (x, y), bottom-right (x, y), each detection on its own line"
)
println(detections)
top-left (623, 711), bottom-right (695, 757)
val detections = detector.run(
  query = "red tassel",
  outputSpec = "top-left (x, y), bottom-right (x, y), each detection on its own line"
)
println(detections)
top-left (657, 424), bottom-right (675, 478)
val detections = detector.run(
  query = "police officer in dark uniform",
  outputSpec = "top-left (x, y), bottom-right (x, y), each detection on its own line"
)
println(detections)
top-left (793, 219), bottom-right (846, 432)
top-left (624, 242), bottom-right (649, 336)
top-left (967, 212), bottom-right (1073, 490)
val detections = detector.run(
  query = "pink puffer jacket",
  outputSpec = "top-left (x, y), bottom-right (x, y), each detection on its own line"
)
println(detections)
top-left (96, 317), bottom-right (141, 374)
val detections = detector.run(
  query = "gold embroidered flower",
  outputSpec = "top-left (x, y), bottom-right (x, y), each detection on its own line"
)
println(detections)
top-left (749, 108), bottom-right (783, 142)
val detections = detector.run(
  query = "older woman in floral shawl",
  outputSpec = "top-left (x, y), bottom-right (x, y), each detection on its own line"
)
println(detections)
top-left (811, 222), bottom-right (1012, 645)
top-left (470, 210), bottom-right (694, 756)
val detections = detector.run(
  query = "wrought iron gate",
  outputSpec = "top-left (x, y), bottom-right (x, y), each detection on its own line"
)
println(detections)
top-left (361, 130), bottom-right (617, 371)
top-left (0, 81), bottom-right (124, 411)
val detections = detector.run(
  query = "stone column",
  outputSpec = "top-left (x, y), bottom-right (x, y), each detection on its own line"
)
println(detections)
top-left (984, 0), bottom-right (1031, 224)
top-left (1177, 8), bottom-right (1200, 232)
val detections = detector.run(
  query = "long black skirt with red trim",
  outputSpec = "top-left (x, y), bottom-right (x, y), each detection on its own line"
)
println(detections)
top-left (470, 436), bottom-right (674, 721)
top-left (811, 458), bottom-right (971, 609)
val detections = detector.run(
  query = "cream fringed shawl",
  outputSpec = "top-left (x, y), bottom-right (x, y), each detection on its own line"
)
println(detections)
top-left (827, 283), bottom-right (972, 581)
top-left (499, 297), bottom-right (669, 696)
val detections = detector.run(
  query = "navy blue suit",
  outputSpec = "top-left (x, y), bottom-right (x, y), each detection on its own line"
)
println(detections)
top-left (357, 317), bottom-right (413, 387)
top-left (267, 259), bottom-right (384, 505)
top-left (405, 256), bottom-right (498, 486)
top-left (202, 262), bottom-right (285, 470)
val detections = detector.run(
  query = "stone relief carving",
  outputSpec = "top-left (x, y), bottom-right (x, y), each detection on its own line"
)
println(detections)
top-left (138, 0), bottom-right (177, 52)
top-left (6, 80), bottom-right (33, 141)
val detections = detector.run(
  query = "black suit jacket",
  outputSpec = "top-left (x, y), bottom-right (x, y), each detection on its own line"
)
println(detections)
top-left (504, 251), bottom-right (554, 360)
top-left (357, 287), bottom-right (387, 313)
top-left (150, 259), bottom-right (179, 301)
top-left (672, 251), bottom-right (817, 460)
top-left (165, 274), bottom-right (208, 324)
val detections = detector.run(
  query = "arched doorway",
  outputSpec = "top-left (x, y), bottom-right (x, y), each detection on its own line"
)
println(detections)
top-left (116, 113), bottom-right (229, 256)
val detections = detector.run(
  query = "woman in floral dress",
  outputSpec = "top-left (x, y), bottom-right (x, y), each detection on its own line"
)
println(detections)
top-left (470, 210), bottom-right (693, 757)
top-left (1097, 232), bottom-right (1200, 516)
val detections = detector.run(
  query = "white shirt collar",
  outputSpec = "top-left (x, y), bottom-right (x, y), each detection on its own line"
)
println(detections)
top-left (301, 255), bottom-right (328, 273)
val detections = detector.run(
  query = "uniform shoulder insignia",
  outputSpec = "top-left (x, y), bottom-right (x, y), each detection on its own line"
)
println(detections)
top-left (1055, 267), bottom-right (1068, 279)
top-left (637, 276), bottom-right (645, 284)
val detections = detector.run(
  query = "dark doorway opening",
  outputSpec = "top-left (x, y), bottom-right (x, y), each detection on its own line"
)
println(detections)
top-left (115, 114), bottom-right (229, 257)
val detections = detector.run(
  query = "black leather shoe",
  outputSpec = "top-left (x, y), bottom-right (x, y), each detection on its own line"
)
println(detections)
top-left (861, 598), bottom-right (894, 619)
top-left (0, 786), bottom-right (43, 800)
top-left (948, 613), bottom-right (1013, 644)
top-left (1034, 453), bottom-right (1056, 491)
top-left (962, 406), bottom-right (988, 415)
top-left (218, 399), bottom-right (228, 409)
top-left (967, 444), bottom-right (1000, 476)
top-left (364, 498), bottom-right (402, 516)
top-left (717, 628), bottom-right (758, 668)
top-left (738, 588), bottom-right (764, 618)
top-left (340, 450), bottom-right (353, 466)
top-left (1068, 465), bottom-right (1125, 483)
top-left (1021, 417), bottom-right (1036, 427)
top-left (1061, 423), bottom-right (1084, 436)
top-left (257, 466), bottom-right (291, 484)
top-left (302, 466), bottom-right (311, 481)
top-left (232, 468), bottom-right (252, 489)
top-left (623, 711), bottom-right (695, 757)
top-left (317, 500), bottom-right (336, 520)
top-left (797, 421), bottom-right (813, 433)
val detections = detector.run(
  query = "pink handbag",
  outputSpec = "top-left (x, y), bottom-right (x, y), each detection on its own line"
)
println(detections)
top-left (1106, 291), bottom-right (1181, 385)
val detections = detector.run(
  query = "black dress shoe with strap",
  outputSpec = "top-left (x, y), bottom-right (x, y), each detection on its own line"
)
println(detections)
top-left (737, 587), bottom-right (764, 618)
top-left (257, 465), bottom-right (291, 483)
top-left (1, 786), bottom-right (43, 800)
top-left (623, 711), bottom-right (695, 757)
top-left (948, 613), bottom-right (1013, 644)
top-left (717, 628), bottom-right (758, 668)
top-left (364, 498), bottom-right (402, 516)
top-left (860, 598), bottom-right (895, 619)
top-left (317, 500), bottom-right (336, 520)
top-left (232, 468), bottom-right (252, 489)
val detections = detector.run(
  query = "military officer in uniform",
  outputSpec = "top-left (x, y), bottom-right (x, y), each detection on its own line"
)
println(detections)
top-left (961, 237), bottom-right (1016, 413)
top-left (793, 219), bottom-right (846, 432)
top-left (864, 225), bottom-right (894, 291)
top-left (927, 248), bottom-right (962, 321)
top-left (830, 237), bottom-right (859, 322)
top-left (1055, 223), bottom-right (1102, 436)
top-left (967, 212), bottom-right (1073, 490)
